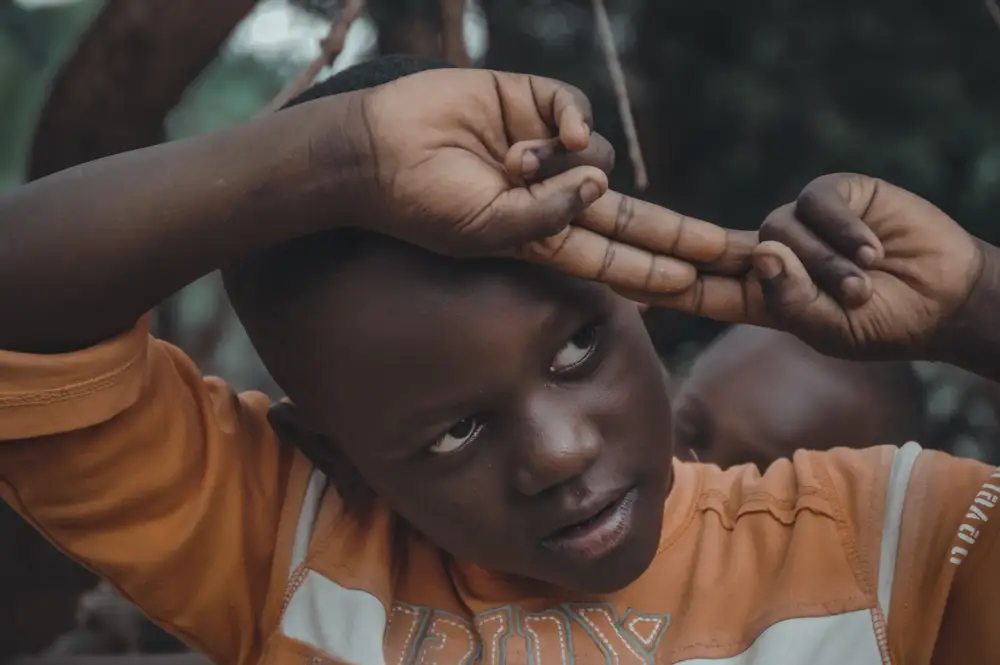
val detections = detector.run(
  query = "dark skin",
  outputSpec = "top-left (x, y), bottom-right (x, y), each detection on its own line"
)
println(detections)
top-left (5, 60), bottom-right (1000, 599)
top-left (0, 67), bottom-right (749, 354)
top-left (271, 173), bottom-right (1000, 597)
top-left (632, 173), bottom-right (1000, 382)
top-left (0, 68), bottom-right (747, 596)
top-left (273, 241), bottom-right (671, 593)
top-left (673, 325), bottom-right (923, 470)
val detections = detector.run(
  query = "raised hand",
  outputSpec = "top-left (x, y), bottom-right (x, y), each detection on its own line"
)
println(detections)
top-left (631, 173), bottom-right (993, 364)
top-left (358, 69), bottom-right (612, 255)
top-left (512, 190), bottom-right (759, 300)
top-left (357, 67), bottom-right (763, 297)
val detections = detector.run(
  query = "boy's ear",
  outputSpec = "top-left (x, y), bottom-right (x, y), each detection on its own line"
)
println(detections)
top-left (267, 401), bottom-right (377, 510)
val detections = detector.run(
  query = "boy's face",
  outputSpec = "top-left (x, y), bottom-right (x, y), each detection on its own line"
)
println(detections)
top-left (283, 241), bottom-right (673, 593)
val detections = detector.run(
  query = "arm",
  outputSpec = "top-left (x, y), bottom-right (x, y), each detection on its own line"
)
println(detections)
top-left (629, 173), bottom-right (1000, 385)
top-left (0, 93), bottom-right (369, 353)
top-left (0, 93), bottom-right (371, 664)
top-left (0, 66), bottom-right (624, 664)
top-left (928, 239), bottom-right (1000, 384)
top-left (0, 322), bottom-right (299, 664)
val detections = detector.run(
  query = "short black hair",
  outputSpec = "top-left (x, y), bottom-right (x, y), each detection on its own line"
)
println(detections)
top-left (280, 53), bottom-right (455, 109)
top-left (222, 55), bottom-right (456, 388)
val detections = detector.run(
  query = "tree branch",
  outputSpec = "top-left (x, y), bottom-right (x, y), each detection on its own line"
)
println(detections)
top-left (987, 0), bottom-right (1000, 31)
top-left (591, 0), bottom-right (648, 190)
top-left (266, 0), bottom-right (366, 112)
top-left (28, 0), bottom-right (258, 180)
top-left (439, 0), bottom-right (470, 66)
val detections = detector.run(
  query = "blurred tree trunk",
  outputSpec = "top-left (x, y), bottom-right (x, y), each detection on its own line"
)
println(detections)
top-left (369, 0), bottom-right (469, 65)
top-left (28, 0), bottom-right (258, 180)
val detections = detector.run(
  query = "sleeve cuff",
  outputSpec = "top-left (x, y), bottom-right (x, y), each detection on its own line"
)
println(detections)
top-left (0, 316), bottom-right (151, 439)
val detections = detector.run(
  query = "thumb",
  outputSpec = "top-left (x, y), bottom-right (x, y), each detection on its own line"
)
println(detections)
top-left (752, 240), bottom-right (848, 340)
top-left (475, 166), bottom-right (608, 251)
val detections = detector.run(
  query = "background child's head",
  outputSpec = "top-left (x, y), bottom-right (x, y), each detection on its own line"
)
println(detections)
top-left (221, 55), bottom-right (674, 594)
top-left (673, 325), bottom-right (926, 470)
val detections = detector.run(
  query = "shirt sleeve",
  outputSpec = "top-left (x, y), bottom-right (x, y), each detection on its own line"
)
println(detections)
top-left (884, 447), bottom-right (1000, 664)
top-left (0, 317), bottom-right (294, 665)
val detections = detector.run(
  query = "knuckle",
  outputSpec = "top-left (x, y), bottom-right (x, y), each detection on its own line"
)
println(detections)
top-left (815, 251), bottom-right (850, 277)
top-left (808, 172), bottom-right (850, 190)
top-left (759, 206), bottom-right (794, 242)
top-left (795, 185), bottom-right (826, 218)
top-left (600, 141), bottom-right (617, 171)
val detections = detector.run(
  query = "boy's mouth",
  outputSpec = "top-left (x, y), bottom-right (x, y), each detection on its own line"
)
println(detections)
top-left (541, 485), bottom-right (639, 560)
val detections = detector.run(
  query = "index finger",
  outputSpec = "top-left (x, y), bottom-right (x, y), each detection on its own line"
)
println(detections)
top-left (616, 275), bottom-right (770, 327)
top-left (510, 225), bottom-right (701, 294)
top-left (527, 75), bottom-right (594, 152)
top-left (576, 191), bottom-right (757, 276)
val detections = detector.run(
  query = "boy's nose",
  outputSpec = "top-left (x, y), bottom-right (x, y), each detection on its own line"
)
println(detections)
top-left (512, 396), bottom-right (601, 497)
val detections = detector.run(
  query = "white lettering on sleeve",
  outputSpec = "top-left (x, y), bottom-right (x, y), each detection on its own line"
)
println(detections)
top-left (951, 469), bottom-right (1000, 566)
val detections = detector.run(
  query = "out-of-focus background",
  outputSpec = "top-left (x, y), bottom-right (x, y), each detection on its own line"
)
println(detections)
top-left (4, 0), bottom-right (1000, 660)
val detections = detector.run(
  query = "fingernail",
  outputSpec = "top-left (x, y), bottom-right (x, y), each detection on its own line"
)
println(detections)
top-left (857, 245), bottom-right (878, 267)
top-left (580, 181), bottom-right (602, 205)
top-left (841, 275), bottom-right (868, 305)
top-left (753, 255), bottom-right (782, 280)
top-left (521, 150), bottom-right (540, 178)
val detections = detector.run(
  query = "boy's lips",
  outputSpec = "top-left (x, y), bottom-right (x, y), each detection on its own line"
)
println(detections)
top-left (540, 486), bottom-right (639, 560)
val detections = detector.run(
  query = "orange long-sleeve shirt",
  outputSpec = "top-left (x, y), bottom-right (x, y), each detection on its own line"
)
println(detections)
top-left (1, 319), bottom-right (998, 664)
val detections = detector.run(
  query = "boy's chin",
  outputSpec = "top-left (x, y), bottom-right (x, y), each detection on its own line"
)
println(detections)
top-left (550, 492), bottom-right (666, 595)
top-left (558, 528), bottom-right (662, 595)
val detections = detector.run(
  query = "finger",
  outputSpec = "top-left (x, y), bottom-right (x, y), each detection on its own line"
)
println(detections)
top-left (576, 191), bottom-right (756, 275)
top-left (751, 240), bottom-right (851, 340)
top-left (796, 174), bottom-right (885, 267)
top-left (611, 287), bottom-right (650, 312)
top-left (524, 75), bottom-right (594, 151)
top-left (473, 166), bottom-right (609, 251)
top-left (511, 225), bottom-right (699, 294)
top-left (505, 133), bottom-right (616, 183)
top-left (759, 202), bottom-right (873, 308)
top-left (702, 229), bottom-right (758, 275)
top-left (488, 72), bottom-right (567, 144)
top-left (616, 275), bottom-right (767, 326)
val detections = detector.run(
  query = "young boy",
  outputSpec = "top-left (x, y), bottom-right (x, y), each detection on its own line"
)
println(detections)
top-left (673, 325), bottom-right (926, 470)
top-left (1, 55), bottom-right (999, 665)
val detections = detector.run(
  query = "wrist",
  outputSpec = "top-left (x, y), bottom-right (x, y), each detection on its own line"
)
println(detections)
top-left (247, 89), bottom-right (378, 237)
top-left (930, 238), bottom-right (1000, 381)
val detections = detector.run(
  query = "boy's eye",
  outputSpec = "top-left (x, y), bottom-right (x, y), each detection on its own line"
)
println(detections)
top-left (429, 416), bottom-right (484, 455)
top-left (550, 324), bottom-right (600, 374)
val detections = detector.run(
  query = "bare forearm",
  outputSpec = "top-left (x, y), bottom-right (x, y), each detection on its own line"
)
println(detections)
top-left (0, 93), bottom-right (369, 353)
top-left (932, 240), bottom-right (1000, 383)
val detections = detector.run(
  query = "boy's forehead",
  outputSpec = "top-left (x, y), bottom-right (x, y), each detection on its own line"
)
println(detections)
top-left (297, 240), bottom-right (608, 364)
top-left (329, 240), bottom-right (607, 321)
